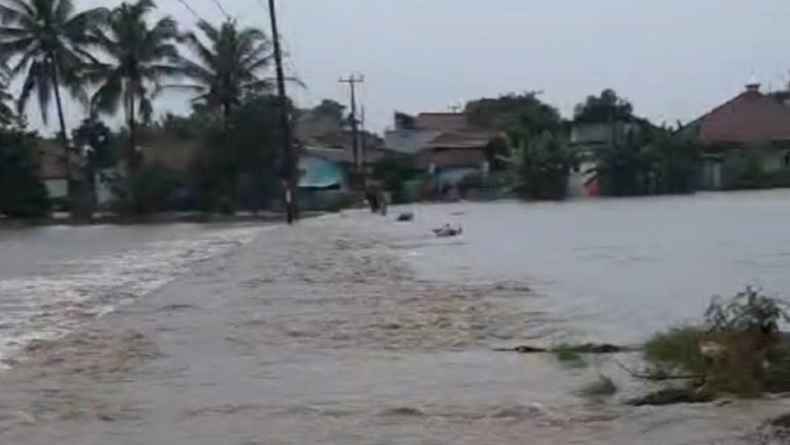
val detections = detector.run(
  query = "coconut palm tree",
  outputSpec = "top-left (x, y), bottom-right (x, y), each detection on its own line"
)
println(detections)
top-left (174, 20), bottom-right (281, 122)
top-left (0, 0), bottom-right (107, 197)
top-left (88, 0), bottom-right (180, 173)
top-left (0, 63), bottom-right (16, 127)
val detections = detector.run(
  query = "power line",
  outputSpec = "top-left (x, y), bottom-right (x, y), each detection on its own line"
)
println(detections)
top-left (207, 0), bottom-right (230, 20)
top-left (252, 0), bottom-right (300, 79)
top-left (174, 0), bottom-right (201, 21)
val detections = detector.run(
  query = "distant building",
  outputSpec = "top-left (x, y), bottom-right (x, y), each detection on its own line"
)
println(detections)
top-left (297, 145), bottom-right (394, 209)
top-left (568, 121), bottom-right (643, 197)
top-left (685, 80), bottom-right (790, 190)
top-left (383, 112), bottom-right (505, 193)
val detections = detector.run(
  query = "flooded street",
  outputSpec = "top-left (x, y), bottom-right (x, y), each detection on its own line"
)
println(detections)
top-left (1, 192), bottom-right (790, 444)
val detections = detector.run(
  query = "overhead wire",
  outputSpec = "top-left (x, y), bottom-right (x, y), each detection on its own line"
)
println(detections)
top-left (174, 0), bottom-right (202, 21)
top-left (207, 0), bottom-right (231, 20)
top-left (252, 0), bottom-right (312, 104)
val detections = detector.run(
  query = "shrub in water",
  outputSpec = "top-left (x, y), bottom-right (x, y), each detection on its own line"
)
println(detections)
top-left (642, 287), bottom-right (790, 399)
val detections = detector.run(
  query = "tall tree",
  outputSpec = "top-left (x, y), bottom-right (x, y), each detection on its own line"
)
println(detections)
top-left (510, 131), bottom-right (575, 200)
top-left (174, 20), bottom-right (275, 122)
top-left (88, 0), bottom-right (180, 174)
top-left (574, 89), bottom-right (634, 124)
top-left (0, 62), bottom-right (16, 127)
top-left (0, 0), bottom-right (107, 203)
top-left (465, 92), bottom-right (563, 135)
top-left (0, 128), bottom-right (50, 218)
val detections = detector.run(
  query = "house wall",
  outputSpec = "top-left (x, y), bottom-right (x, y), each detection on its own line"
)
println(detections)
top-left (700, 149), bottom-right (790, 190)
top-left (760, 149), bottom-right (790, 172)
top-left (298, 155), bottom-right (347, 190)
top-left (567, 160), bottom-right (598, 198)
top-left (700, 158), bottom-right (723, 190)
top-left (44, 178), bottom-right (68, 200)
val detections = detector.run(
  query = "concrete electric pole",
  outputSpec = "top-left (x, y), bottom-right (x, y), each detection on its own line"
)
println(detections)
top-left (339, 75), bottom-right (364, 181)
top-left (267, 0), bottom-right (298, 224)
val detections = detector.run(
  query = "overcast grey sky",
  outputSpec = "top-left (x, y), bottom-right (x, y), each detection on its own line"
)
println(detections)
top-left (23, 0), bottom-right (790, 134)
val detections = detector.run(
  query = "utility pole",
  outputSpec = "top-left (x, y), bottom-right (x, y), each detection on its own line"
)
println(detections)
top-left (339, 75), bottom-right (364, 186)
top-left (267, 0), bottom-right (297, 224)
top-left (360, 104), bottom-right (367, 172)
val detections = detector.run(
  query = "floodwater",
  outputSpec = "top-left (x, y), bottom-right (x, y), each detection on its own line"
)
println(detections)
top-left (2, 192), bottom-right (790, 444)
top-left (0, 223), bottom-right (264, 360)
top-left (399, 190), bottom-right (790, 343)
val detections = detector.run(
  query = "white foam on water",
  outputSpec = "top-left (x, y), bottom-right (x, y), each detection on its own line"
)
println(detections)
top-left (0, 225), bottom-right (266, 361)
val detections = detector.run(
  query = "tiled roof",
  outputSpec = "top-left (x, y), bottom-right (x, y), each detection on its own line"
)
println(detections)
top-left (698, 89), bottom-right (790, 144)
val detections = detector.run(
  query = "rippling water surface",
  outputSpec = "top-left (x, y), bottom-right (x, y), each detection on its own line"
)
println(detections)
top-left (397, 190), bottom-right (790, 343)
top-left (3, 192), bottom-right (790, 444)
top-left (0, 223), bottom-right (263, 360)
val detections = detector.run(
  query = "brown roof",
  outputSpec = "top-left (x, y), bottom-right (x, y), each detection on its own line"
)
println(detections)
top-left (415, 113), bottom-right (470, 132)
top-left (698, 88), bottom-right (790, 145)
top-left (303, 146), bottom-right (393, 165)
top-left (428, 148), bottom-right (487, 168)
top-left (426, 131), bottom-right (503, 149)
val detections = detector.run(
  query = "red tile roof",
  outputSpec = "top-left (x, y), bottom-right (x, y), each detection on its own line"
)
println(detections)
top-left (698, 89), bottom-right (790, 145)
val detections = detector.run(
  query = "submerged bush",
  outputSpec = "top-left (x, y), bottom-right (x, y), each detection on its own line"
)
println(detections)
top-left (642, 287), bottom-right (790, 399)
top-left (644, 326), bottom-right (707, 376)
top-left (552, 344), bottom-right (587, 368)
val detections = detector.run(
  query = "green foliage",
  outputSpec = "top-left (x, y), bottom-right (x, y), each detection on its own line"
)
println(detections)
top-left (593, 128), bottom-right (700, 196)
top-left (574, 89), bottom-right (634, 124)
top-left (705, 286), bottom-right (790, 335)
top-left (644, 326), bottom-right (707, 375)
top-left (309, 100), bottom-right (346, 127)
top-left (650, 133), bottom-right (700, 194)
top-left (175, 20), bottom-right (283, 120)
top-left (643, 287), bottom-right (790, 398)
top-left (126, 163), bottom-right (181, 214)
top-left (551, 344), bottom-right (587, 368)
top-left (0, 0), bottom-right (107, 124)
top-left (0, 65), bottom-right (15, 127)
top-left (511, 131), bottom-right (574, 200)
top-left (191, 95), bottom-right (283, 213)
top-left (88, 0), bottom-right (181, 170)
top-left (457, 171), bottom-right (485, 195)
top-left (71, 119), bottom-right (119, 169)
top-left (372, 155), bottom-right (421, 204)
top-left (465, 92), bottom-right (563, 134)
top-left (0, 130), bottom-right (50, 218)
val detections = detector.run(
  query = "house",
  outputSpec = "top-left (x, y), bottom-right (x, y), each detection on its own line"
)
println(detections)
top-left (568, 120), bottom-right (645, 197)
top-left (383, 112), bottom-right (505, 193)
top-left (36, 139), bottom-right (70, 202)
top-left (685, 80), bottom-right (790, 190)
top-left (297, 145), bottom-right (393, 209)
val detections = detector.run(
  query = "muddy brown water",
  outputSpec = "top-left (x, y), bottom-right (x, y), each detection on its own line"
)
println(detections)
top-left (1, 192), bottom-right (790, 444)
